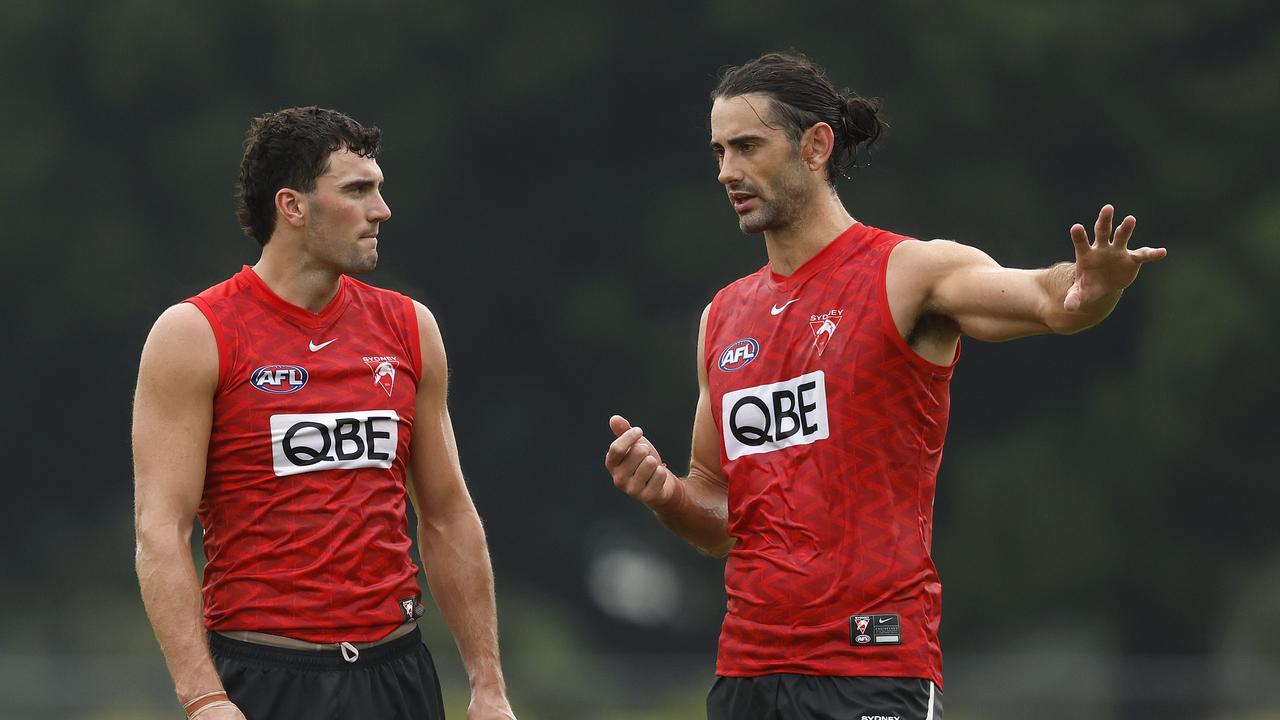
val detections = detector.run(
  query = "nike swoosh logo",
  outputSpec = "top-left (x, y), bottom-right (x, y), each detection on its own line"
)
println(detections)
top-left (878, 616), bottom-right (893, 623)
top-left (308, 339), bottom-right (337, 352)
top-left (770, 299), bottom-right (798, 315)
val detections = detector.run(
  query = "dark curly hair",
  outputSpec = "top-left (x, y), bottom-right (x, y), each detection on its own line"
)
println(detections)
top-left (712, 51), bottom-right (887, 184)
top-left (235, 106), bottom-right (382, 246)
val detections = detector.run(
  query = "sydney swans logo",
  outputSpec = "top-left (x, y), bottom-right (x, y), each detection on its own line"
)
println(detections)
top-left (363, 356), bottom-right (400, 397)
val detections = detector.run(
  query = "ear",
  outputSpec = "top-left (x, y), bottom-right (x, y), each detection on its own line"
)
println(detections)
top-left (275, 188), bottom-right (307, 229)
top-left (801, 122), bottom-right (836, 173)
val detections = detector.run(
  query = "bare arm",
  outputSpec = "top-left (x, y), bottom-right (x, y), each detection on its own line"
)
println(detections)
top-left (404, 301), bottom-right (515, 720)
top-left (891, 205), bottom-right (1168, 344)
top-left (133, 304), bottom-right (245, 719)
top-left (605, 304), bottom-right (733, 557)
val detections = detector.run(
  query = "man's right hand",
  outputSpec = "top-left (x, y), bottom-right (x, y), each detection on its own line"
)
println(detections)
top-left (605, 415), bottom-right (683, 510)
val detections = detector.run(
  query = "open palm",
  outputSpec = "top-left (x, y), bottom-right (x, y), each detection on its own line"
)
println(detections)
top-left (1064, 205), bottom-right (1167, 312)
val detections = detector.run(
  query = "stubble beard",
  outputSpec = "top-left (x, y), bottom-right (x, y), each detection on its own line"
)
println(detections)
top-left (347, 245), bottom-right (378, 274)
top-left (307, 228), bottom-right (379, 276)
top-left (737, 161), bottom-right (812, 235)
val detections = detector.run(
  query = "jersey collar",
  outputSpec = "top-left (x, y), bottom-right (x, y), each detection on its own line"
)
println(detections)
top-left (238, 266), bottom-right (353, 330)
top-left (765, 222), bottom-right (868, 290)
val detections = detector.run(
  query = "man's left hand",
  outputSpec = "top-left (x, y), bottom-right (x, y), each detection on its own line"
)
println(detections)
top-left (1064, 204), bottom-right (1167, 311)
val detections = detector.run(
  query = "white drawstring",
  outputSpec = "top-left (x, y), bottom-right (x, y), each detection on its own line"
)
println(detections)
top-left (339, 641), bottom-right (359, 663)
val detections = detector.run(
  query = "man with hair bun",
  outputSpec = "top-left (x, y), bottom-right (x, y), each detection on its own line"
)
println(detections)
top-left (133, 106), bottom-right (516, 720)
top-left (605, 51), bottom-right (1165, 719)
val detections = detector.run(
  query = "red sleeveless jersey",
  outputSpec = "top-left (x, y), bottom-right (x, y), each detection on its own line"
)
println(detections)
top-left (705, 223), bottom-right (958, 689)
top-left (186, 267), bottom-right (423, 642)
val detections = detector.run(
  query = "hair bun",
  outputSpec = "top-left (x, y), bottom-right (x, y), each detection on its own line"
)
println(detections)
top-left (842, 94), bottom-right (887, 148)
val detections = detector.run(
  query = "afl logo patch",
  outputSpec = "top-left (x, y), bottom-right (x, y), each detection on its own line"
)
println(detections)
top-left (718, 338), bottom-right (760, 372)
top-left (251, 364), bottom-right (309, 394)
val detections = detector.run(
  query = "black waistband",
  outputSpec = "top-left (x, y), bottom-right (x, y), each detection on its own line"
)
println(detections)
top-left (209, 626), bottom-right (422, 669)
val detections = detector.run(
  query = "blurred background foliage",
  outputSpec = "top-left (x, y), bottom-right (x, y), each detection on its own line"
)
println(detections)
top-left (1, 1), bottom-right (1277, 718)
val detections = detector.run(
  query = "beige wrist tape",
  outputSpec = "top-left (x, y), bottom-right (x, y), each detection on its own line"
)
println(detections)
top-left (184, 691), bottom-right (230, 717)
top-left (189, 701), bottom-right (235, 719)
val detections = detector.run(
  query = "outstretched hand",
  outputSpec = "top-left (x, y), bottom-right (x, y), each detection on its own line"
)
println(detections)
top-left (1064, 205), bottom-right (1167, 312)
top-left (605, 415), bottom-right (682, 510)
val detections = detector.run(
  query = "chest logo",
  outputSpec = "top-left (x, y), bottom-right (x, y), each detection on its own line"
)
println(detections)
top-left (721, 370), bottom-right (829, 461)
top-left (717, 338), bottom-right (760, 372)
top-left (808, 309), bottom-right (844, 356)
top-left (309, 338), bottom-right (337, 352)
top-left (363, 356), bottom-right (400, 396)
top-left (269, 410), bottom-right (399, 477)
top-left (250, 364), bottom-right (309, 394)
top-left (770, 299), bottom-right (798, 315)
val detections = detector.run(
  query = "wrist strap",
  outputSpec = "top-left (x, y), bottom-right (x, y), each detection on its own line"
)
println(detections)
top-left (184, 691), bottom-right (229, 716)
top-left (189, 701), bottom-right (235, 719)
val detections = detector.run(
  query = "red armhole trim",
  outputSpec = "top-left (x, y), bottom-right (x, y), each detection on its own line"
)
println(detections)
top-left (403, 295), bottom-right (423, 381)
top-left (876, 238), bottom-right (961, 373)
top-left (185, 296), bottom-right (231, 394)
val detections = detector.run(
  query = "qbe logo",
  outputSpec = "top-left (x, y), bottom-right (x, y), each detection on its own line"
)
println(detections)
top-left (721, 370), bottom-right (829, 461)
top-left (251, 364), bottom-right (308, 394)
top-left (269, 410), bottom-right (399, 477)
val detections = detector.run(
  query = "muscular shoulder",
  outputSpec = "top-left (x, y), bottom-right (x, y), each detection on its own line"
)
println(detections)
top-left (889, 239), bottom-right (998, 311)
top-left (890, 238), bottom-right (992, 275)
top-left (148, 305), bottom-right (216, 362)
top-left (138, 303), bottom-right (218, 395)
top-left (409, 300), bottom-right (443, 347)
top-left (408, 300), bottom-right (449, 391)
top-left (886, 238), bottom-right (997, 349)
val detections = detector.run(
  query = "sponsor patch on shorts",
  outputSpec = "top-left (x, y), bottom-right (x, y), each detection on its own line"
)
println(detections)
top-left (851, 613), bottom-right (901, 646)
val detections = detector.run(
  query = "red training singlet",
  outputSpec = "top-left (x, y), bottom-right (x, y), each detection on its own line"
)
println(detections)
top-left (186, 266), bottom-right (423, 642)
top-left (705, 223), bottom-right (958, 689)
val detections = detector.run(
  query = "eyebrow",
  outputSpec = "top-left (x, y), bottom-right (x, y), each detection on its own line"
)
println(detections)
top-left (710, 134), bottom-right (768, 151)
top-left (338, 178), bottom-right (384, 191)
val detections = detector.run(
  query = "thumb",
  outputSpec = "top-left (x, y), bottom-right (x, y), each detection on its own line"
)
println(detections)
top-left (609, 414), bottom-right (632, 438)
top-left (1063, 280), bottom-right (1084, 312)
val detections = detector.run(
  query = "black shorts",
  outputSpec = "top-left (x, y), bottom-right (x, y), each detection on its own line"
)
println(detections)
top-left (708, 674), bottom-right (942, 720)
top-left (209, 626), bottom-right (445, 720)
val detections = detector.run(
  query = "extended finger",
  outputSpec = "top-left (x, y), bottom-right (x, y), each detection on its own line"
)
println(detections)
top-left (1113, 215), bottom-right (1137, 249)
top-left (1070, 223), bottom-right (1090, 255)
top-left (1129, 246), bottom-right (1168, 264)
top-left (605, 426), bottom-right (645, 469)
top-left (1095, 205), bottom-right (1113, 247)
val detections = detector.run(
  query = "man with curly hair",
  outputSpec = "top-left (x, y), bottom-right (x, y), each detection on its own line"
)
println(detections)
top-left (134, 106), bottom-right (516, 720)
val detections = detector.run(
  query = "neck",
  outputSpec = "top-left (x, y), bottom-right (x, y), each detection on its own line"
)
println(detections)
top-left (252, 236), bottom-right (343, 313)
top-left (762, 188), bottom-right (856, 276)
